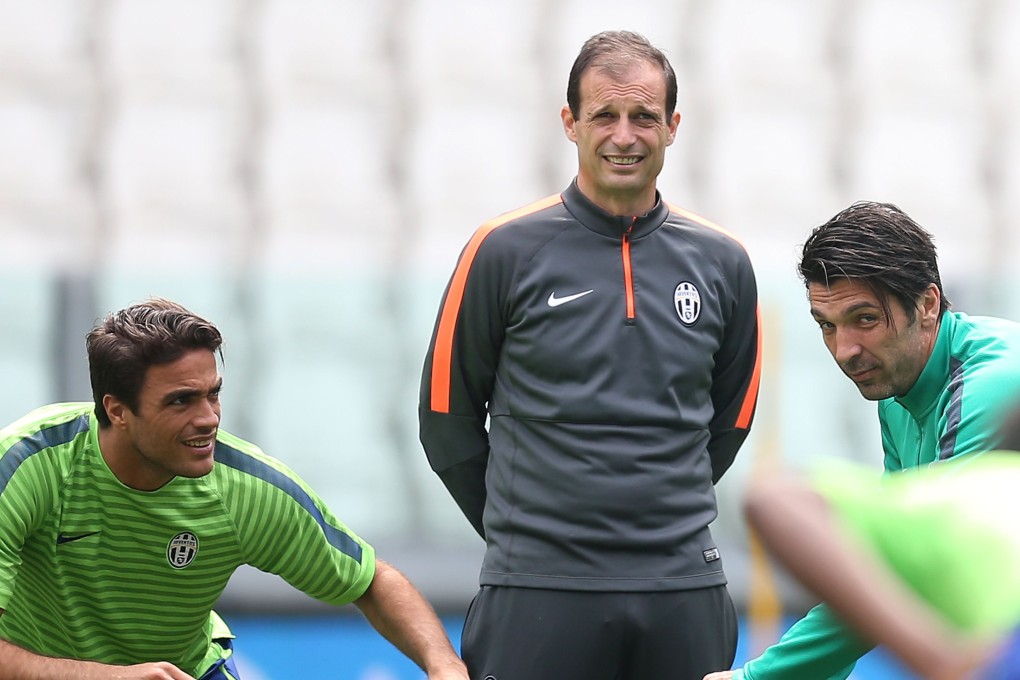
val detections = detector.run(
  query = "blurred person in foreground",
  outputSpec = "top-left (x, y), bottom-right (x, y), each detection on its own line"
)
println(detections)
top-left (0, 298), bottom-right (468, 680)
top-left (705, 201), bottom-right (1020, 680)
top-left (734, 404), bottom-right (1020, 680)
top-left (419, 30), bottom-right (761, 680)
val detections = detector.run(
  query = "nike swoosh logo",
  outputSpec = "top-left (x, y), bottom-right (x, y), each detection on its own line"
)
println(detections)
top-left (547, 290), bottom-right (594, 307)
top-left (57, 531), bottom-right (100, 545)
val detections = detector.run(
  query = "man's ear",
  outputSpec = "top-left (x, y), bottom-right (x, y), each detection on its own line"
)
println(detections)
top-left (919, 283), bottom-right (941, 326)
top-left (561, 105), bottom-right (577, 143)
top-left (103, 394), bottom-right (129, 429)
top-left (665, 110), bottom-right (681, 146)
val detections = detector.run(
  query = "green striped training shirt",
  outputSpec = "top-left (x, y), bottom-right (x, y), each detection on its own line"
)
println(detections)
top-left (0, 402), bottom-right (376, 676)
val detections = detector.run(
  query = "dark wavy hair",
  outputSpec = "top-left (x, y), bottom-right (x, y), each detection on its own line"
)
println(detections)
top-left (798, 201), bottom-right (950, 324)
top-left (566, 30), bottom-right (677, 120)
top-left (86, 298), bottom-right (223, 427)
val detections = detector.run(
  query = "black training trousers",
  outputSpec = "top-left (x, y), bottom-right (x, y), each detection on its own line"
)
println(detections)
top-left (461, 584), bottom-right (738, 680)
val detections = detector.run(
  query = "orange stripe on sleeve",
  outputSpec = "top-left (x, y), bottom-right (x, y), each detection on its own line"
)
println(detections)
top-left (735, 306), bottom-right (763, 429)
top-left (430, 193), bottom-right (563, 413)
top-left (667, 202), bottom-right (759, 428)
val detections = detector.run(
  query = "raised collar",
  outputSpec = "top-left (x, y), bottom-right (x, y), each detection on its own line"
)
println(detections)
top-left (561, 179), bottom-right (669, 240)
top-left (893, 311), bottom-right (955, 418)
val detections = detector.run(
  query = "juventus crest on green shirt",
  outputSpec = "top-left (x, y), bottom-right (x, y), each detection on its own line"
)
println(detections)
top-left (0, 403), bottom-right (376, 676)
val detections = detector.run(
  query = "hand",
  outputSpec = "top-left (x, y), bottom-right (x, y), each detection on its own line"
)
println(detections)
top-left (0, 636), bottom-right (195, 679)
top-left (109, 661), bottom-right (196, 679)
top-left (702, 672), bottom-right (736, 680)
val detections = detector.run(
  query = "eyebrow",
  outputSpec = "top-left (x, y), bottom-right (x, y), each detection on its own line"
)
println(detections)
top-left (810, 301), bottom-right (882, 319)
top-left (162, 378), bottom-right (223, 404)
top-left (588, 102), bottom-right (661, 118)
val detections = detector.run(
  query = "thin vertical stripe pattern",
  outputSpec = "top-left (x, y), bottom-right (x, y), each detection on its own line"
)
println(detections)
top-left (939, 357), bottom-right (966, 460)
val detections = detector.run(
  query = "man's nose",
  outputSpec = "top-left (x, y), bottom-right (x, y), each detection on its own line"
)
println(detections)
top-left (611, 118), bottom-right (638, 147)
top-left (832, 328), bottom-right (862, 364)
top-left (193, 398), bottom-right (221, 428)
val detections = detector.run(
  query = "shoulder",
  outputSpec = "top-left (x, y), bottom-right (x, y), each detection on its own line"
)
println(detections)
top-left (209, 430), bottom-right (319, 503)
top-left (662, 203), bottom-right (755, 267)
top-left (951, 312), bottom-right (1020, 352)
top-left (454, 193), bottom-right (571, 274)
top-left (0, 403), bottom-right (92, 471)
top-left (1, 403), bottom-right (92, 443)
top-left (664, 204), bottom-right (748, 247)
top-left (470, 193), bottom-right (567, 247)
top-left (211, 430), bottom-right (297, 483)
top-left (486, 193), bottom-right (566, 229)
top-left (0, 405), bottom-right (91, 513)
top-left (949, 312), bottom-right (1020, 385)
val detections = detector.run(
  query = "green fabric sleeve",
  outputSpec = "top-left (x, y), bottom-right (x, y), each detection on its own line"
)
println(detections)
top-left (742, 603), bottom-right (870, 680)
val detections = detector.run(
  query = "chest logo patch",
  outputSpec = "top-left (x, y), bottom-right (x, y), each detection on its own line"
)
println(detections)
top-left (167, 531), bottom-right (199, 569)
top-left (674, 281), bottom-right (701, 325)
top-left (547, 289), bottom-right (594, 307)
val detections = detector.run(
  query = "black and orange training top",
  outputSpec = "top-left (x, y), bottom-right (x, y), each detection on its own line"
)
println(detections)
top-left (419, 180), bottom-right (761, 592)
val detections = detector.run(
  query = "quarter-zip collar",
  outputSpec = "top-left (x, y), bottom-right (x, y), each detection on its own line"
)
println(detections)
top-left (893, 312), bottom-right (953, 419)
top-left (561, 179), bottom-right (669, 240)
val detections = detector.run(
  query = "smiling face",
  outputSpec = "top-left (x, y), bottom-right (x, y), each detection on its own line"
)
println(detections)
top-left (100, 348), bottom-right (222, 490)
top-left (808, 278), bottom-right (941, 400)
top-left (561, 59), bottom-right (680, 216)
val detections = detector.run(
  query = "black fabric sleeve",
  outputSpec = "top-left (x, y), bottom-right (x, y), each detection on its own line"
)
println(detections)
top-left (437, 456), bottom-right (488, 538)
top-left (707, 246), bottom-right (760, 483)
top-left (418, 409), bottom-right (490, 538)
top-left (418, 229), bottom-right (510, 538)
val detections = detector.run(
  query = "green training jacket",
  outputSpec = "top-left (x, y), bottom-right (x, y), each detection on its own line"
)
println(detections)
top-left (738, 310), bottom-right (1020, 679)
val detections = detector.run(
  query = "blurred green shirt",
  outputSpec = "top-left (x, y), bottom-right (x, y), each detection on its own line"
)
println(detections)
top-left (739, 310), bottom-right (1020, 680)
top-left (817, 453), bottom-right (1020, 635)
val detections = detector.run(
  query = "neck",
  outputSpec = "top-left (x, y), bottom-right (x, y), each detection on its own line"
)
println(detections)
top-left (97, 427), bottom-right (168, 491)
top-left (576, 180), bottom-right (656, 217)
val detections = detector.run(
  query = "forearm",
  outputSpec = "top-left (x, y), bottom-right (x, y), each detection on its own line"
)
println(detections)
top-left (0, 639), bottom-right (193, 680)
top-left (739, 604), bottom-right (862, 680)
top-left (354, 560), bottom-right (467, 678)
top-left (708, 303), bottom-right (760, 483)
top-left (0, 639), bottom-right (93, 680)
top-left (419, 409), bottom-right (490, 538)
top-left (436, 457), bottom-right (487, 537)
top-left (708, 428), bottom-right (749, 483)
top-left (745, 478), bottom-right (976, 680)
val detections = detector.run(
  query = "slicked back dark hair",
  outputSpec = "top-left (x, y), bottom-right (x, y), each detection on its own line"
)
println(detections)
top-left (87, 298), bottom-right (223, 427)
top-left (566, 30), bottom-right (678, 120)
top-left (798, 201), bottom-right (950, 324)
